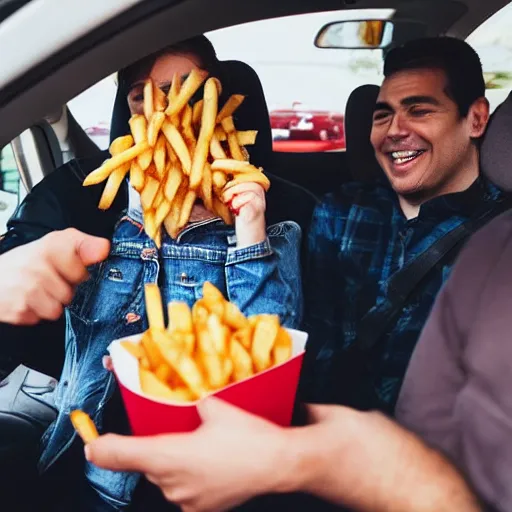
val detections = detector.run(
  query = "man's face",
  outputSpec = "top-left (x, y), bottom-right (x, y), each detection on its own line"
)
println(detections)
top-left (127, 53), bottom-right (200, 115)
top-left (370, 68), bottom-right (489, 200)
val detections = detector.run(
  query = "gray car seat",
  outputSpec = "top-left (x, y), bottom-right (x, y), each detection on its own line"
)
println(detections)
top-left (481, 92), bottom-right (512, 190)
top-left (344, 84), bottom-right (383, 183)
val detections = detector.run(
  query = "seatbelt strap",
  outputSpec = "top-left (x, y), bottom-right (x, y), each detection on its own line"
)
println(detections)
top-left (352, 198), bottom-right (512, 353)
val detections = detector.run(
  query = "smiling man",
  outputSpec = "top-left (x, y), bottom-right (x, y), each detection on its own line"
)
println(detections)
top-left (301, 37), bottom-right (510, 413)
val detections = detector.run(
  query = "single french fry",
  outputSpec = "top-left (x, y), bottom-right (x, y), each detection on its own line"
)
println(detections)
top-left (153, 226), bottom-right (162, 249)
top-left (164, 163), bottom-right (183, 205)
top-left (201, 162), bottom-right (213, 211)
top-left (140, 330), bottom-right (165, 369)
top-left (153, 134), bottom-right (167, 178)
top-left (120, 340), bottom-right (146, 360)
top-left (202, 282), bottom-right (225, 317)
top-left (181, 104), bottom-right (196, 149)
top-left (222, 116), bottom-right (245, 161)
top-left (153, 83), bottom-right (168, 112)
top-left (147, 112), bottom-right (166, 147)
top-left (98, 163), bottom-right (130, 210)
top-left (144, 283), bottom-right (165, 331)
top-left (222, 172), bottom-right (271, 192)
top-left (197, 328), bottom-right (225, 389)
top-left (236, 130), bottom-right (258, 146)
top-left (70, 410), bottom-right (99, 444)
top-left (129, 114), bottom-right (147, 143)
top-left (130, 160), bottom-right (145, 192)
top-left (144, 210), bottom-right (158, 242)
top-left (192, 99), bottom-right (204, 128)
top-left (140, 176), bottom-right (160, 211)
top-left (83, 142), bottom-right (149, 186)
top-left (155, 199), bottom-right (172, 228)
top-left (162, 120), bottom-right (192, 175)
top-left (168, 302), bottom-right (193, 333)
top-left (212, 196), bottom-right (234, 225)
top-left (207, 313), bottom-right (229, 355)
top-left (177, 190), bottom-right (197, 229)
top-left (164, 182), bottom-right (187, 239)
top-left (230, 339), bottom-right (254, 382)
top-left (223, 301), bottom-right (249, 330)
top-left (129, 115), bottom-right (153, 170)
top-left (212, 170), bottom-right (228, 190)
top-left (251, 314), bottom-right (280, 372)
top-left (143, 80), bottom-right (154, 121)
top-left (272, 327), bottom-right (293, 366)
top-left (216, 94), bottom-right (245, 123)
top-left (168, 72), bottom-right (181, 103)
top-left (210, 159), bottom-right (258, 174)
top-left (97, 135), bottom-right (133, 208)
top-left (110, 134), bottom-right (134, 154)
top-left (210, 133), bottom-right (227, 160)
top-left (165, 69), bottom-right (209, 118)
top-left (189, 77), bottom-right (218, 190)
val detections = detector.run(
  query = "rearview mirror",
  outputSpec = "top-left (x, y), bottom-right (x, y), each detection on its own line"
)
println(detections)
top-left (315, 20), bottom-right (425, 50)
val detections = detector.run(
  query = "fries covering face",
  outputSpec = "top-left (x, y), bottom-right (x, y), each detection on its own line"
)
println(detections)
top-left (83, 71), bottom-right (269, 246)
top-left (122, 282), bottom-right (292, 403)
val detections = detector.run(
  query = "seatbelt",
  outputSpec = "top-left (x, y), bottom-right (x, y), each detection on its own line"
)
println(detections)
top-left (352, 198), bottom-right (512, 354)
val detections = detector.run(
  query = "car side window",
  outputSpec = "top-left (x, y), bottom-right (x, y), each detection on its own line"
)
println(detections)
top-left (467, 1), bottom-right (512, 112)
top-left (0, 145), bottom-right (22, 233)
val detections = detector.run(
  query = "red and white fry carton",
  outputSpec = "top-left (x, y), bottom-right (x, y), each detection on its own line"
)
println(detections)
top-left (108, 328), bottom-right (308, 436)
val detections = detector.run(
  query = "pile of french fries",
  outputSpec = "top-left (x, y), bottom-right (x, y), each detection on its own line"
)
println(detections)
top-left (82, 70), bottom-right (270, 246)
top-left (118, 282), bottom-right (293, 402)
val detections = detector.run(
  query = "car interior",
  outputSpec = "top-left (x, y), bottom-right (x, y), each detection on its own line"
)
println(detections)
top-left (1, 0), bottom-right (512, 507)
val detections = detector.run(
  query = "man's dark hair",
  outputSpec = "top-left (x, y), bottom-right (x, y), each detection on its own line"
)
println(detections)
top-left (384, 37), bottom-right (485, 117)
top-left (118, 35), bottom-right (221, 91)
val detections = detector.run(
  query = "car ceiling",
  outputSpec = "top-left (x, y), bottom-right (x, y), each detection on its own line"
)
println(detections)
top-left (0, 0), bottom-right (510, 148)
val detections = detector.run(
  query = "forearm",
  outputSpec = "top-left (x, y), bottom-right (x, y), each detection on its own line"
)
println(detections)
top-left (280, 409), bottom-right (481, 512)
top-left (225, 221), bottom-right (302, 328)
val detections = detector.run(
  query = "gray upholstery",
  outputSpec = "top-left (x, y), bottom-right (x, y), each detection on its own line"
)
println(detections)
top-left (481, 92), bottom-right (512, 190)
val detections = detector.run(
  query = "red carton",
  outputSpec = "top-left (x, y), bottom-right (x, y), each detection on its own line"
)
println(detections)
top-left (108, 329), bottom-right (307, 436)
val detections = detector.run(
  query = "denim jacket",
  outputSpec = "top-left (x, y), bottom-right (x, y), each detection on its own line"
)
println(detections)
top-left (38, 202), bottom-right (302, 509)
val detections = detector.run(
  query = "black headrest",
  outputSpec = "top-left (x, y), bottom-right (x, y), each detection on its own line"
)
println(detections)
top-left (109, 59), bottom-right (273, 170)
top-left (481, 92), bottom-right (512, 190)
top-left (344, 84), bottom-right (383, 183)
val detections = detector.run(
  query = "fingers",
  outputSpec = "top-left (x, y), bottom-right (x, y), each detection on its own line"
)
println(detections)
top-left (222, 182), bottom-right (264, 204)
top-left (86, 433), bottom-right (185, 474)
top-left (102, 356), bottom-right (113, 372)
top-left (304, 403), bottom-right (338, 424)
top-left (26, 286), bottom-right (65, 321)
top-left (43, 229), bottom-right (110, 284)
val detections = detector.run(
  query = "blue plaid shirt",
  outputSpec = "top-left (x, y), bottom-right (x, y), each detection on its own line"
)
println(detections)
top-left (301, 176), bottom-right (503, 410)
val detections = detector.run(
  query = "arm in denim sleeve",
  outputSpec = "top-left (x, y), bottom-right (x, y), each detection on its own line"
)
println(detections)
top-left (224, 221), bottom-right (302, 329)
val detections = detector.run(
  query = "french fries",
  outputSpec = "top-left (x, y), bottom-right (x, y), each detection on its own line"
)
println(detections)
top-left (119, 282), bottom-right (292, 403)
top-left (83, 73), bottom-right (270, 245)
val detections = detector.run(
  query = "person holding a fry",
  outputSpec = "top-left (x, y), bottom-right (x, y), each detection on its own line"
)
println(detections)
top-left (0, 36), bottom-right (303, 511)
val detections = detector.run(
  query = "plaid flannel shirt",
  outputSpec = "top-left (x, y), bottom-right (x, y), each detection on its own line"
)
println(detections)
top-left (302, 176), bottom-right (503, 409)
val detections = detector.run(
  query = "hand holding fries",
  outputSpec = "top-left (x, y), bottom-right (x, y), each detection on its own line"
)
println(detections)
top-left (223, 182), bottom-right (267, 248)
top-left (83, 71), bottom-right (270, 247)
